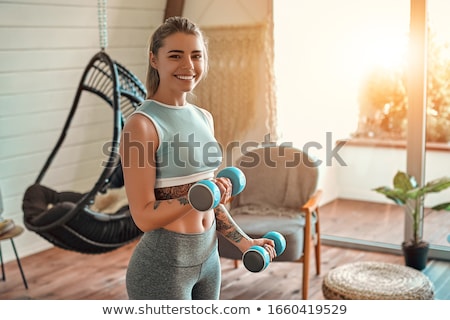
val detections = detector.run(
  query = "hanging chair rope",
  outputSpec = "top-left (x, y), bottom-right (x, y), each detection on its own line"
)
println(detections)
top-left (98, 0), bottom-right (108, 50)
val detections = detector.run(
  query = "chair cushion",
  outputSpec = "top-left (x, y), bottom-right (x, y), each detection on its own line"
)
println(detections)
top-left (218, 213), bottom-right (310, 262)
top-left (22, 183), bottom-right (83, 225)
top-left (231, 147), bottom-right (318, 210)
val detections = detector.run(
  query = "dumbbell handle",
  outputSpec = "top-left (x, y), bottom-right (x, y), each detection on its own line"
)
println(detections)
top-left (188, 167), bottom-right (246, 211)
top-left (243, 231), bottom-right (286, 273)
top-left (216, 167), bottom-right (246, 196)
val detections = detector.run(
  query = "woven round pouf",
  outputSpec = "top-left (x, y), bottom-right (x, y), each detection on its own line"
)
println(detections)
top-left (322, 261), bottom-right (434, 300)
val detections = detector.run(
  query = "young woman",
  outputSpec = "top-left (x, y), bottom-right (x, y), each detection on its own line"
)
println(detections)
top-left (120, 16), bottom-right (276, 300)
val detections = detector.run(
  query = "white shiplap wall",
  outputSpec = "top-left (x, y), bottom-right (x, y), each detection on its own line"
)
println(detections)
top-left (0, 0), bottom-right (272, 262)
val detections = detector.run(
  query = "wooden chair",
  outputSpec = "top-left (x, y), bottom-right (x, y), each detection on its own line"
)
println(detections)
top-left (217, 145), bottom-right (322, 299)
top-left (0, 224), bottom-right (28, 289)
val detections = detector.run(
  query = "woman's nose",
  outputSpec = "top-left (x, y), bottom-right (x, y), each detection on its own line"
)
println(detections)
top-left (181, 56), bottom-right (194, 69)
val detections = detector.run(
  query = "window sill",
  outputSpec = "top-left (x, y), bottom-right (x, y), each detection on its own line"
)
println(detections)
top-left (337, 137), bottom-right (450, 152)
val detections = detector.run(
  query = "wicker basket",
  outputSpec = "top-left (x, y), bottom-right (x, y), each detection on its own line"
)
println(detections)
top-left (322, 261), bottom-right (434, 300)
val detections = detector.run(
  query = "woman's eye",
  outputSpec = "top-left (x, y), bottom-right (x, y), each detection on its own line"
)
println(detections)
top-left (169, 55), bottom-right (181, 59)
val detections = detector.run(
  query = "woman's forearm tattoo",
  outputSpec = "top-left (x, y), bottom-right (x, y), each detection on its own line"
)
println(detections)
top-left (214, 205), bottom-right (249, 243)
top-left (154, 183), bottom-right (193, 200)
top-left (152, 184), bottom-right (192, 209)
top-left (178, 197), bottom-right (189, 205)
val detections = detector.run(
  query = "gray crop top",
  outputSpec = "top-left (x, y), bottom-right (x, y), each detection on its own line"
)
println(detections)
top-left (133, 100), bottom-right (222, 188)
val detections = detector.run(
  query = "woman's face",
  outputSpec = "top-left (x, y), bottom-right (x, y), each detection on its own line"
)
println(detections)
top-left (151, 32), bottom-right (206, 96)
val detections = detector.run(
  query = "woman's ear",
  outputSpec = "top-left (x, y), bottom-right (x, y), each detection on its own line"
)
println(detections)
top-left (149, 52), bottom-right (158, 69)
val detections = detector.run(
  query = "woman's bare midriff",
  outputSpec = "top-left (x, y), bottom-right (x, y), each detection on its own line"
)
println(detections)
top-left (154, 183), bottom-right (215, 234)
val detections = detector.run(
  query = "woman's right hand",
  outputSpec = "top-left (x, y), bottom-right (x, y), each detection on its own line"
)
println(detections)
top-left (213, 177), bottom-right (233, 204)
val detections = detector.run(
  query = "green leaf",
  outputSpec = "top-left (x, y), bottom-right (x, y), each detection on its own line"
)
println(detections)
top-left (431, 202), bottom-right (450, 211)
top-left (420, 177), bottom-right (450, 195)
top-left (372, 186), bottom-right (406, 205)
top-left (373, 172), bottom-right (450, 209)
top-left (393, 171), bottom-right (415, 191)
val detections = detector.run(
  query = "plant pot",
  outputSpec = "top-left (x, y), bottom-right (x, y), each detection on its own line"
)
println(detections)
top-left (402, 241), bottom-right (429, 271)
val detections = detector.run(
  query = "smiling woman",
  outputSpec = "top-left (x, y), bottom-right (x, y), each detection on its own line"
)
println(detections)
top-left (120, 16), bottom-right (277, 300)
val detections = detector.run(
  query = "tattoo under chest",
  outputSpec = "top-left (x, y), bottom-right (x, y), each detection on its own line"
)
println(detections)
top-left (154, 183), bottom-right (194, 200)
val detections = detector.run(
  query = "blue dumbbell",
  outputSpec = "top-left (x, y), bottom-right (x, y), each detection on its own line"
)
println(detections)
top-left (243, 231), bottom-right (286, 272)
top-left (188, 167), bottom-right (246, 211)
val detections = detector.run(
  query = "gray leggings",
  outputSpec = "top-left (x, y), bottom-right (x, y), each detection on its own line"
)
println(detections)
top-left (126, 222), bottom-right (221, 300)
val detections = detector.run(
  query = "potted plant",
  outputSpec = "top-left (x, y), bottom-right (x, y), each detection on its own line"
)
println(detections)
top-left (373, 171), bottom-right (450, 270)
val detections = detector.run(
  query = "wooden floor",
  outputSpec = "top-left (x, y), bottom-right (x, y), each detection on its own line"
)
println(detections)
top-left (0, 241), bottom-right (407, 300)
top-left (0, 198), bottom-right (448, 300)
top-left (320, 198), bottom-right (450, 246)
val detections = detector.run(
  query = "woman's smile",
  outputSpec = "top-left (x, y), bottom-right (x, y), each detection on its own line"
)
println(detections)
top-left (175, 74), bottom-right (196, 80)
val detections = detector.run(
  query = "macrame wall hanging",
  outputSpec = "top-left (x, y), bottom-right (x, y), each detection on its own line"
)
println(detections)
top-left (190, 20), bottom-right (278, 148)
